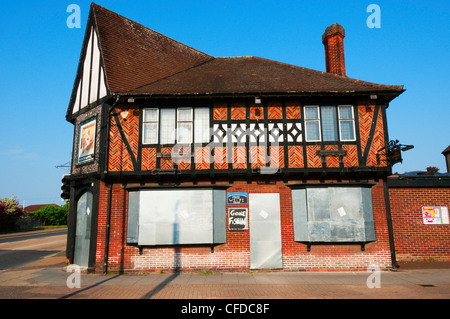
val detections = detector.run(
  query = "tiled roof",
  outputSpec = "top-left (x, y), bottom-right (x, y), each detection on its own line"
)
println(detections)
top-left (90, 3), bottom-right (403, 99)
top-left (131, 56), bottom-right (404, 98)
top-left (92, 3), bottom-right (213, 94)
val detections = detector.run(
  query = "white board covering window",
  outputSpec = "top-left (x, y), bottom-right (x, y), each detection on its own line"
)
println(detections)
top-left (291, 186), bottom-right (376, 242)
top-left (127, 189), bottom-right (226, 246)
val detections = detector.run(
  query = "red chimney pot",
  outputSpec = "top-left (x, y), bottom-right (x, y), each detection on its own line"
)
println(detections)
top-left (322, 23), bottom-right (346, 76)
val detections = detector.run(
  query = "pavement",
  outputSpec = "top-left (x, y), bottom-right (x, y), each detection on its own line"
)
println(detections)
top-left (0, 250), bottom-right (450, 301)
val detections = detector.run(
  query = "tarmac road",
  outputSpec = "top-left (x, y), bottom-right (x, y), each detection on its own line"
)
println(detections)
top-left (0, 228), bottom-right (67, 270)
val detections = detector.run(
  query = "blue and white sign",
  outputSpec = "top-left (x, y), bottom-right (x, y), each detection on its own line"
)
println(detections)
top-left (227, 192), bottom-right (248, 205)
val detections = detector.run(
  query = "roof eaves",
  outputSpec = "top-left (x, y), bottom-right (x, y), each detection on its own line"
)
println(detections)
top-left (124, 89), bottom-right (404, 100)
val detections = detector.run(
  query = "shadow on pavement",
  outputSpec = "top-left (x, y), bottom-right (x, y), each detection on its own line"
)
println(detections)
top-left (140, 271), bottom-right (180, 299)
top-left (59, 274), bottom-right (122, 299)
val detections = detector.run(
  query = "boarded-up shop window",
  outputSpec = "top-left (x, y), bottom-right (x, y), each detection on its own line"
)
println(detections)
top-left (127, 189), bottom-right (226, 246)
top-left (291, 186), bottom-right (376, 242)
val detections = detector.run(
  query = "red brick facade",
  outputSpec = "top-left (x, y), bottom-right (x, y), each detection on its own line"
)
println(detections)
top-left (95, 180), bottom-right (393, 272)
top-left (65, 4), bottom-right (407, 273)
top-left (389, 187), bottom-right (450, 261)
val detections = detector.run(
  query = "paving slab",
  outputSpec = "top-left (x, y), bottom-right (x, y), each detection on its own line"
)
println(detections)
top-left (1, 252), bottom-right (450, 300)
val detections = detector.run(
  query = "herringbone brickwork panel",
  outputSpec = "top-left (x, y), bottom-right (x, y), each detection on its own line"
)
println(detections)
top-left (195, 147), bottom-right (210, 170)
top-left (342, 145), bottom-right (358, 167)
top-left (359, 105), bottom-right (374, 158)
top-left (270, 146), bottom-right (284, 169)
top-left (160, 147), bottom-right (174, 169)
top-left (214, 147), bottom-right (228, 169)
top-left (214, 107), bottom-right (227, 121)
top-left (286, 106), bottom-right (301, 119)
top-left (108, 117), bottom-right (121, 171)
top-left (251, 146), bottom-right (266, 168)
top-left (231, 106), bottom-right (246, 120)
top-left (120, 110), bottom-right (139, 161)
top-left (177, 146), bottom-right (191, 170)
top-left (233, 146), bottom-right (247, 169)
top-left (141, 148), bottom-right (156, 171)
top-left (325, 145), bottom-right (339, 168)
top-left (268, 106), bottom-right (283, 119)
top-left (306, 145), bottom-right (321, 168)
top-left (288, 146), bottom-right (303, 168)
top-left (367, 111), bottom-right (385, 167)
top-left (108, 112), bottom-right (138, 172)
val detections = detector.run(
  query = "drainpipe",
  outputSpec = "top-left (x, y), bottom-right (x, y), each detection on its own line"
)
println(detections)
top-left (103, 184), bottom-right (113, 274)
top-left (383, 177), bottom-right (399, 269)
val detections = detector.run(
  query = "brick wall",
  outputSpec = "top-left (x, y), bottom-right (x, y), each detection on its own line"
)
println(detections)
top-left (281, 181), bottom-right (392, 271)
top-left (95, 180), bottom-right (393, 272)
top-left (389, 187), bottom-right (450, 261)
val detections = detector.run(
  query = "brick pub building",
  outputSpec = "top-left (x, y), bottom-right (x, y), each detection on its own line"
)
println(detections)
top-left (65, 3), bottom-right (407, 272)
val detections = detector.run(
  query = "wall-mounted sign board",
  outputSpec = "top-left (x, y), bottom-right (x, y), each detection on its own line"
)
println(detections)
top-left (227, 192), bottom-right (248, 205)
top-left (77, 117), bottom-right (96, 165)
top-left (228, 208), bottom-right (248, 232)
top-left (422, 206), bottom-right (449, 225)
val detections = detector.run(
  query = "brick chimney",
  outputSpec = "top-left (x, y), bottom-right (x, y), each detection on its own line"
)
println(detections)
top-left (322, 23), bottom-right (346, 76)
top-left (442, 145), bottom-right (450, 173)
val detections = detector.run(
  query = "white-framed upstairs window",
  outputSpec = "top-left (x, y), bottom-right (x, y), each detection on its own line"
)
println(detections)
top-left (304, 105), bottom-right (356, 142)
top-left (304, 106), bottom-right (321, 142)
top-left (194, 107), bottom-right (210, 144)
top-left (142, 107), bottom-right (210, 145)
top-left (177, 107), bottom-right (193, 144)
top-left (142, 108), bottom-right (158, 144)
top-left (320, 106), bottom-right (338, 142)
top-left (160, 108), bottom-right (176, 144)
top-left (338, 105), bottom-right (356, 141)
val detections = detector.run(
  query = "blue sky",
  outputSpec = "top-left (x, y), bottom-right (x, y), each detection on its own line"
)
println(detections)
top-left (0, 1), bottom-right (448, 206)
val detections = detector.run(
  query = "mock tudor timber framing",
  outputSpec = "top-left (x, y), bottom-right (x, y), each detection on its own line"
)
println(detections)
top-left (67, 7), bottom-right (110, 122)
top-left (65, 3), bottom-right (405, 271)
top-left (86, 97), bottom-right (392, 181)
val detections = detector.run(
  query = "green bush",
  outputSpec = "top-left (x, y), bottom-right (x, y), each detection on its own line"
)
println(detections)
top-left (29, 203), bottom-right (68, 226)
top-left (0, 196), bottom-right (24, 231)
